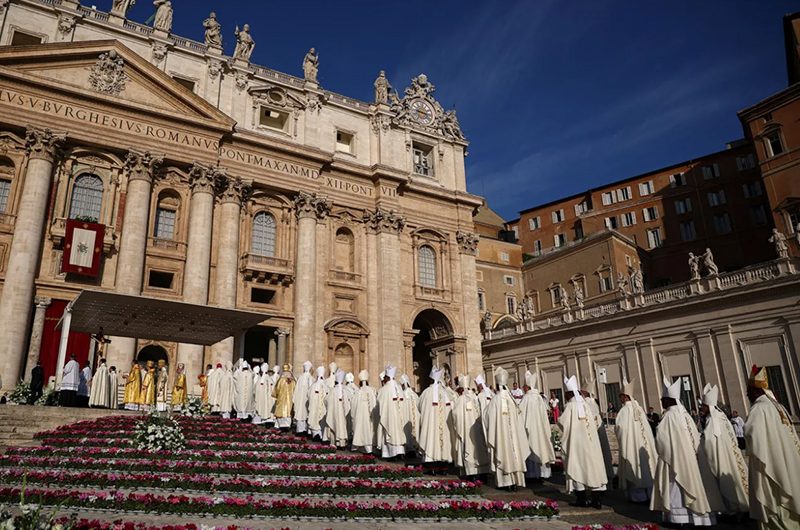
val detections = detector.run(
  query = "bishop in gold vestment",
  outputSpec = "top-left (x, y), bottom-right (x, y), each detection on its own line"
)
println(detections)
top-left (172, 363), bottom-right (188, 408)
top-left (123, 362), bottom-right (141, 411)
top-left (272, 364), bottom-right (296, 431)
top-left (140, 361), bottom-right (156, 410)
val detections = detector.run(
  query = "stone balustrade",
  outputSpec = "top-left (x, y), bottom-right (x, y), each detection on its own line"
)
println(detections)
top-left (484, 258), bottom-right (797, 341)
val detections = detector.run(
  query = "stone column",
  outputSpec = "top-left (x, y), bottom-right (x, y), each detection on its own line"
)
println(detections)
top-left (292, 192), bottom-right (331, 367)
top-left (457, 231), bottom-right (483, 374)
top-left (106, 150), bottom-right (163, 370)
top-left (267, 338), bottom-right (277, 366)
top-left (277, 328), bottom-right (290, 368)
top-left (0, 127), bottom-right (65, 389)
top-left (176, 163), bottom-right (218, 392)
top-left (209, 176), bottom-right (250, 366)
top-left (23, 296), bottom-right (52, 381)
top-left (363, 208), bottom-right (405, 371)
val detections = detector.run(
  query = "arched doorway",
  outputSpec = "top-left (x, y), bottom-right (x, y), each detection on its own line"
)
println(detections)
top-left (137, 345), bottom-right (168, 366)
top-left (411, 309), bottom-right (455, 391)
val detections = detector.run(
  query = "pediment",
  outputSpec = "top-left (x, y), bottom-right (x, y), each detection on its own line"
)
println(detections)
top-left (0, 40), bottom-right (234, 130)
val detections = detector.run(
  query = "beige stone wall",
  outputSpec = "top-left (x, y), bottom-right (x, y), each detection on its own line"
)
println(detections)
top-left (483, 264), bottom-right (800, 421)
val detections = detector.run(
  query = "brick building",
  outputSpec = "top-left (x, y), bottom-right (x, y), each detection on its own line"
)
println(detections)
top-left (509, 143), bottom-right (774, 287)
top-left (739, 12), bottom-right (800, 255)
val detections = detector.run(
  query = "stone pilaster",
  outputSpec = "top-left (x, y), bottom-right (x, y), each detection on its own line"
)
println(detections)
top-left (23, 296), bottom-right (51, 381)
top-left (277, 328), bottom-right (290, 368)
top-left (456, 230), bottom-right (483, 374)
top-left (209, 176), bottom-right (250, 366)
top-left (177, 163), bottom-right (219, 392)
top-left (106, 150), bottom-right (162, 371)
top-left (292, 192), bottom-right (331, 366)
top-left (0, 127), bottom-right (65, 389)
top-left (363, 208), bottom-right (405, 371)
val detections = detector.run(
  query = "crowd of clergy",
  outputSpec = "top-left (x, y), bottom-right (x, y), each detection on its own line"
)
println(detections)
top-left (65, 355), bottom-right (799, 530)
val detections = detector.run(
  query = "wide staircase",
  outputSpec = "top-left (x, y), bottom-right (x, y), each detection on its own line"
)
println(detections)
top-left (0, 405), bottom-right (135, 453)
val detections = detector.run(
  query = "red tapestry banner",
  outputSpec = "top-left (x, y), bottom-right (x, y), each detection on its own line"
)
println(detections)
top-left (62, 219), bottom-right (104, 277)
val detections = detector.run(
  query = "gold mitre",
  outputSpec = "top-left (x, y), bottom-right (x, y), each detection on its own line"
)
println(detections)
top-left (146, 360), bottom-right (154, 368)
top-left (749, 364), bottom-right (769, 389)
top-left (157, 359), bottom-right (166, 367)
top-left (282, 363), bottom-right (292, 372)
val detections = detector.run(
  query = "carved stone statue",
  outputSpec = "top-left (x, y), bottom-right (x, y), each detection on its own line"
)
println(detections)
top-left (482, 311), bottom-right (492, 331)
top-left (153, 0), bottom-right (173, 32)
top-left (769, 228), bottom-right (789, 259)
top-left (233, 24), bottom-right (255, 62)
top-left (523, 294), bottom-right (535, 318)
top-left (374, 70), bottom-right (390, 104)
top-left (702, 248), bottom-right (719, 276)
top-left (629, 267), bottom-right (644, 294)
top-left (303, 48), bottom-right (319, 82)
top-left (689, 253), bottom-right (701, 280)
top-left (111, 0), bottom-right (135, 17)
top-left (440, 109), bottom-right (464, 140)
top-left (573, 284), bottom-right (584, 309)
top-left (617, 272), bottom-right (630, 296)
top-left (560, 294), bottom-right (571, 312)
top-left (203, 12), bottom-right (223, 48)
top-left (515, 303), bottom-right (525, 322)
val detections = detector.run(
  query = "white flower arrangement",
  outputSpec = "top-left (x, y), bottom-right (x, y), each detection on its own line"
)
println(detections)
top-left (132, 411), bottom-right (185, 453)
top-left (178, 397), bottom-right (210, 418)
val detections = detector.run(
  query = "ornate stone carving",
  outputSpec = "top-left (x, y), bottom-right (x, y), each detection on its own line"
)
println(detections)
top-left (689, 252), bottom-right (701, 281)
top-left (25, 127), bottom-right (66, 161)
top-left (389, 74), bottom-right (465, 142)
top-left (151, 42), bottom-right (168, 65)
top-left (293, 191), bottom-right (331, 221)
top-left (217, 175), bottom-right (251, 205)
top-left (34, 296), bottom-right (52, 308)
top-left (153, 0), bottom-right (173, 32)
top-left (203, 12), bottom-right (223, 48)
top-left (111, 0), bottom-right (135, 17)
top-left (0, 0), bottom-right (10, 16)
top-left (89, 50), bottom-right (129, 96)
top-left (370, 114), bottom-right (390, 134)
top-left (124, 150), bottom-right (163, 183)
top-left (572, 283), bottom-right (584, 309)
top-left (208, 60), bottom-right (224, 80)
top-left (233, 24), bottom-right (255, 62)
top-left (276, 328), bottom-right (291, 337)
top-left (362, 208), bottom-right (406, 234)
top-left (57, 14), bottom-right (76, 36)
top-left (617, 272), bottom-right (630, 297)
top-left (188, 163), bottom-right (219, 195)
top-left (374, 70), bottom-right (390, 104)
top-left (234, 71), bottom-right (249, 92)
top-left (305, 93), bottom-right (325, 114)
top-left (302, 48), bottom-right (319, 82)
top-left (456, 231), bottom-right (478, 255)
top-left (629, 267), bottom-right (644, 294)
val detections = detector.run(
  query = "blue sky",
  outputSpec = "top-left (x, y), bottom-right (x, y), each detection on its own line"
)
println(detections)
top-left (120, 1), bottom-right (797, 220)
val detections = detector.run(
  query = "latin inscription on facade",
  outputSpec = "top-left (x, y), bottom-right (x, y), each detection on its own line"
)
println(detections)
top-left (0, 86), bottom-right (220, 150)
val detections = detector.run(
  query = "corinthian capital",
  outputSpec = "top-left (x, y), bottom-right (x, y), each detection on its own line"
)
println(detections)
top-left (293, 191), bottom-right (332, 221)
top-left (362, 207), bottom-right (406, 234)
top-left (217, 175), bottom-right (252, 206)
top-left (25, 126), bottom-right (66, 162)
top-left (125, 150), bottom-right (163, 183)
top-left (188, 163), bottom-right (220, 195)
top-left (456, 231), bottom-right (479, 255)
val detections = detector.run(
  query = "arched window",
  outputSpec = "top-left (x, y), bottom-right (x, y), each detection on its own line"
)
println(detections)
top-left (69, 174), bottom-right (103, 221)
top-left (252, 212), bottom-right (276, 257)
top-left (418, 245), bottom-right (437, 288)
top-left (334, 227), bottom-right (355, 271)
top-left (154, 192), bottom-right (180, 240)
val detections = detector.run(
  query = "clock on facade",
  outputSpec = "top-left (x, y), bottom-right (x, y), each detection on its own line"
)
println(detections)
top-left (410, 99), bottom-right (435, 125)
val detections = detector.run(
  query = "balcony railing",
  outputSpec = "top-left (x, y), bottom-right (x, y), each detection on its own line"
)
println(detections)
top-left (329, 270), bottom-right (362, 284)
top-left (240, 252), bottom-right (294, 285)
top-left (484, 258), bottom-right (797, 341)
top-left (148, 237), bottom-right (186, 252)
